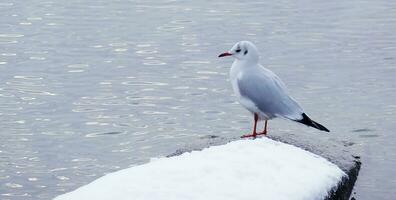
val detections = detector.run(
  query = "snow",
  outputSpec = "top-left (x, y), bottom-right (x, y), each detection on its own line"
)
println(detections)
top-left (54, 138), bottom-right (345, 200)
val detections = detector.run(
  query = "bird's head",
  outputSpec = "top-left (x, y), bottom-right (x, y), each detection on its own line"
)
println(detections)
top-left (218, 41), bottom-right (259, 63)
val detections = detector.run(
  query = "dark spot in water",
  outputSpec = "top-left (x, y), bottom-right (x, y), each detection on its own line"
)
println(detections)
top-left (101, 131), bottom-right (123, 135)
top-left (343, 141), bottom-right (355, 147)
top-left (85, 131), bottom-right (125, 138)
top-left (353, 155), bottom-right (361, 159)
top-left (384, 57), bottom-right (394, 60)
top-left (359, 134), bottom-right (380, 138)
top-left (351, 128), bottom-right (374, 132)
top-left (200, 135), bottom-right (220, 139)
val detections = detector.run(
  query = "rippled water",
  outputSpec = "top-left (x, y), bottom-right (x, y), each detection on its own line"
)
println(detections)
top-left (0, 0), bottom-right (395, 199)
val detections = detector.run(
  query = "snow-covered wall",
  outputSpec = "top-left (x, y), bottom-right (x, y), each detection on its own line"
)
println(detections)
top-left (54, 138), bottom-right (345, 200)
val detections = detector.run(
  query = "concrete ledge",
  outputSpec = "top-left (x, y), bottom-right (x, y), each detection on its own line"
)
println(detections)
top-left (269, 134), bottom-right (361, 200)
top-left (168, 134), bottom-right (361, 200)
top-left (55, 137), bottom-right (346, 200)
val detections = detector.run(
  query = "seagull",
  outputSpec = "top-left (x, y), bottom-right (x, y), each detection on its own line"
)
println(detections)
top-left (219, 41), bottom-right (329, 138)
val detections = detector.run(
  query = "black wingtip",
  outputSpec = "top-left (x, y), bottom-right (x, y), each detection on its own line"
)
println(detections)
top-left (296, 113), bottom-right (330, 132)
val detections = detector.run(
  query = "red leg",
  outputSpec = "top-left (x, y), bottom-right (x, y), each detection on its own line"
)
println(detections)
top-left (241, 113), bottom-right (259, 138)
top-left (256, 120), bottom-right (268, 136)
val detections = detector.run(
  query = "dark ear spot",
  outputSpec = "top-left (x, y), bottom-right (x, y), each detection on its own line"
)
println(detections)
top-left (244, 50), bottom-right (248, 55)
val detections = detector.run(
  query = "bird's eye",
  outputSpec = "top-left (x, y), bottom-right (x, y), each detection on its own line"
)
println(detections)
top-left (236, 49), bottom-right (241, 53)
top-left (244, 50), bottom-right (248, 55)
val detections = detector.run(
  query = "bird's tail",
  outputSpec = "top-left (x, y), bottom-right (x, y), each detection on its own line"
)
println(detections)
top-left (295, 113), bottom-right (330, 132)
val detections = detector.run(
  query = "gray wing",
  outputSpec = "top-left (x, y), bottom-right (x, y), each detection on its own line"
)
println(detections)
top-left (237, 68), bottom-right (303, 120)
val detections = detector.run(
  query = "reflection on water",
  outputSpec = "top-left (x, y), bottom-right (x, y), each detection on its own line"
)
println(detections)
top-left (0, 0), bottom-right (395, 199)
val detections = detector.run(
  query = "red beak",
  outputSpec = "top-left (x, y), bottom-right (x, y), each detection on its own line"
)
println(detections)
top-left (218, 52), bottom-right (232, 57)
